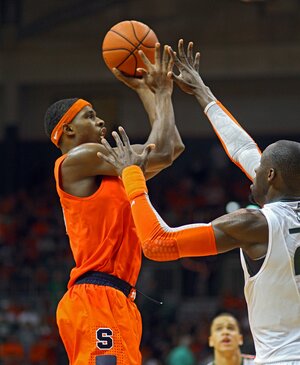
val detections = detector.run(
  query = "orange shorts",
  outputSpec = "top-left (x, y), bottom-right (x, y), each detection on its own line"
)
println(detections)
top-left (56, 284), bottom-right (142, 365)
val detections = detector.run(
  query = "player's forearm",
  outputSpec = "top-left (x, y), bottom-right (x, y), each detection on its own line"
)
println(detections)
top-left (136, 87), bottom-right (157, 125)
top-left (122, 166), bottom-right (217, 261)
top-left (204, 102), bottom-right (261, 181)
top-left (138, 88), bottom-right (184, 165)
top-left (146, 91), bottom-right (184, 168)
top-left (190, 81), bottom-right (261, 180)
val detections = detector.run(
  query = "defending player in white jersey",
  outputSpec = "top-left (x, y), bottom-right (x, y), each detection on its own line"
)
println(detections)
top-left (97, 41), bottom-right (300, 365)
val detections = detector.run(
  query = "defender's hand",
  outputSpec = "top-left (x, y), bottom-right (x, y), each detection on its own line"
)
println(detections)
top-left (98, 127), bottom-right (155, 176)
top-left (168, 39), bottom-right (204, 95)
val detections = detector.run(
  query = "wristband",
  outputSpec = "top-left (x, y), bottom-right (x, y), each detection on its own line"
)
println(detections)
top-left (122, 165), bottom-right (148, 200)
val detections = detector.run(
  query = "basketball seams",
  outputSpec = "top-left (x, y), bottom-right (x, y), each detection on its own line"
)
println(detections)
top-left (102, 20), bottom-right (157, 77)
top-left (103, 49), bottom-right (132, 53)
top-left (114, 22), bottom-right (154, 76)
top-left (109, 23), bottom-right (151, 76)
top-left (130, 21), bottom-right (150, 46)
top-left (139, 33), bottom-right (157, 49)
top-left (117, 53), bottom-right (138, 77)
top-left (130, 21), bottom-right (157, 49)
top-left (103, 29), bottom-right (145, 76)
top-left (107, 29), bottom-right (137, 49)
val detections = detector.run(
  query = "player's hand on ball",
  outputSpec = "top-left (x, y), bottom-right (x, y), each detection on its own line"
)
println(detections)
top-left (137, 43), bottom-right (174, 95)
top-left (98, 127), bottom-right (155, 176)
top-left (112, 68), bottom-right (148, 92)
top-left (168, 39), bottom-right (204, 95)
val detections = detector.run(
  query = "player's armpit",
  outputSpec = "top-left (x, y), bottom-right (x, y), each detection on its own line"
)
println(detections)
top-left (122, 166), bottom-right (217, 261)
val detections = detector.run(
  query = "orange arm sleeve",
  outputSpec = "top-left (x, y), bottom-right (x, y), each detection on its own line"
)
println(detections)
top-left (122, 166), bottom-right (218, 261)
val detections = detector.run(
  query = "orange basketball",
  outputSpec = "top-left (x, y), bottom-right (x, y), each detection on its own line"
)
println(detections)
top-left (102, 20), bottom-right (158, 77)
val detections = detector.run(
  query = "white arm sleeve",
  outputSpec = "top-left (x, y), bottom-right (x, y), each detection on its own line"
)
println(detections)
top-left (205, 102), bottom-right (261, 181)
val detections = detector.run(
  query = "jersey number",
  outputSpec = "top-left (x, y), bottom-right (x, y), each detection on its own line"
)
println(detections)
top-left (288, 218), bottom-right (300, 276)
top-left (96, 328), bottom-right (113, 350)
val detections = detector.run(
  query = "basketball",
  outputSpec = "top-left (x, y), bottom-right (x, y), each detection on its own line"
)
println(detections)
top-left (102, 20), bottom-right (158, 77)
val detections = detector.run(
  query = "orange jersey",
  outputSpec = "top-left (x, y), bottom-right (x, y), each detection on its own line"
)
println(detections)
top-left (54, 155), bottom-right (142, 288)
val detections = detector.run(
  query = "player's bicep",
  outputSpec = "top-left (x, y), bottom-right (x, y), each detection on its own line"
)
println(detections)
top-left (212, 209), bottom-right (268, 254)
top-left (63, 143), bottom-right (119, 179)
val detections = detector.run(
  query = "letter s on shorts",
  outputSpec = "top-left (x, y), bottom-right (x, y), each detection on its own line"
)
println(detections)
top-left (96, 328), bottom-right (113, 350)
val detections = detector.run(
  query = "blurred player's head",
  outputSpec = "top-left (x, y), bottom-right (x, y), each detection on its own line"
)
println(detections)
top-left (250, 140), bottom-right (300, 206)
top-left (209, 313), bottom-right (243, 353)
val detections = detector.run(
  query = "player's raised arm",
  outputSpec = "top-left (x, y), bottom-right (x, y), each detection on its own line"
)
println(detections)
top-left (111, 43), bottom-right (185, 179)
top-left (168, 39), bottom-right (261, 181)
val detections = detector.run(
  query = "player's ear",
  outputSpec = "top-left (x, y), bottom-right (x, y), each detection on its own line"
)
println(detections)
top-left (208, 336), bottom-right (214, 348)
top-left (268, 167), bottom-right (276, 182)
top-left (63, 123), bottom-right (75, 136)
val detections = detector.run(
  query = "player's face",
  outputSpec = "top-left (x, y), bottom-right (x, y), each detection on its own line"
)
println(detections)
top-left (70, 106), bottom-right (106, 144)
top-left (209, 315), bottom-right (243, 353)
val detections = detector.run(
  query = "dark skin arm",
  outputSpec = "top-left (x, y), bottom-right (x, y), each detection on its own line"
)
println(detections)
top-left (112, 58), bottom-right (183, 161)
top-left (212, 208), bottom-right (268, 259)
top-left (60, 44), bottom-right (184, 197)
top-left (168, 40), bottom-right (261, 182)
top-left (98, 127), bottom-right (269, 260)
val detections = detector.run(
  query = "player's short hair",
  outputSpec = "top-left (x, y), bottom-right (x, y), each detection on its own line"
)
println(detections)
top-left (268, 140), bottom-right (300, 191)
top-left (44, 98), bottom-right (79, 139)
top-left (210, 312), bottom-right (241, 333)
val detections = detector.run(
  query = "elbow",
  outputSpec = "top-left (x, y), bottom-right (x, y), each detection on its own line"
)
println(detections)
top-left (141, 239), bottom-right (180, 262)
top-left (142, 245), bottom-right (164, 261)
top-left (156, 151), bottom-right (174, 168)
top-left (158, 142), bottom-right (185, 167)
top-left (173, 142), bottom-right (185, 160)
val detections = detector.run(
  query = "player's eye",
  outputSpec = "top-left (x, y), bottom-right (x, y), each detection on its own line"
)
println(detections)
top-left (88, 112), bottom-right (96, 120)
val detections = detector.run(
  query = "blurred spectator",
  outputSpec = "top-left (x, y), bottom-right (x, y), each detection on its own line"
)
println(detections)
top-left (166, 335), bottom-right (196, 365)
top-left (202, 313), bottom-right (255, 365)
top-left (0, 333), bottom-right (24, 365)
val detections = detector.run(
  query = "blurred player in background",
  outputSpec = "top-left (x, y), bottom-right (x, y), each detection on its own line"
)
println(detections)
top-left (97, 40), bottom-right (300, 365)
top-left (43, 44), bottom-right (184, 365)
top-left (205, 313), bottom-right (254, 365)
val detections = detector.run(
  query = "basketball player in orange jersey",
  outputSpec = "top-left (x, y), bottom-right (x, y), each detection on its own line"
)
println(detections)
top-left (98, 41), bottom-right (300, 365)
top-left (205, 313), bottom-right (255, 365)
top-left (43, 43), bottom-right (184, 365)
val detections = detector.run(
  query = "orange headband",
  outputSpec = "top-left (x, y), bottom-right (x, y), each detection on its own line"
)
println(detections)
top-left (51, 99), bottom-right (91, 147)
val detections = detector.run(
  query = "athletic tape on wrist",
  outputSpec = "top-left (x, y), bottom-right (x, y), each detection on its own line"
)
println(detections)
top-left (204, 100), bottom-right (217, 115)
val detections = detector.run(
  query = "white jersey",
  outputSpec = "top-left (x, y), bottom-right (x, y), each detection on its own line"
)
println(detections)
top-left (240, 201), bottom-right (300, 364)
